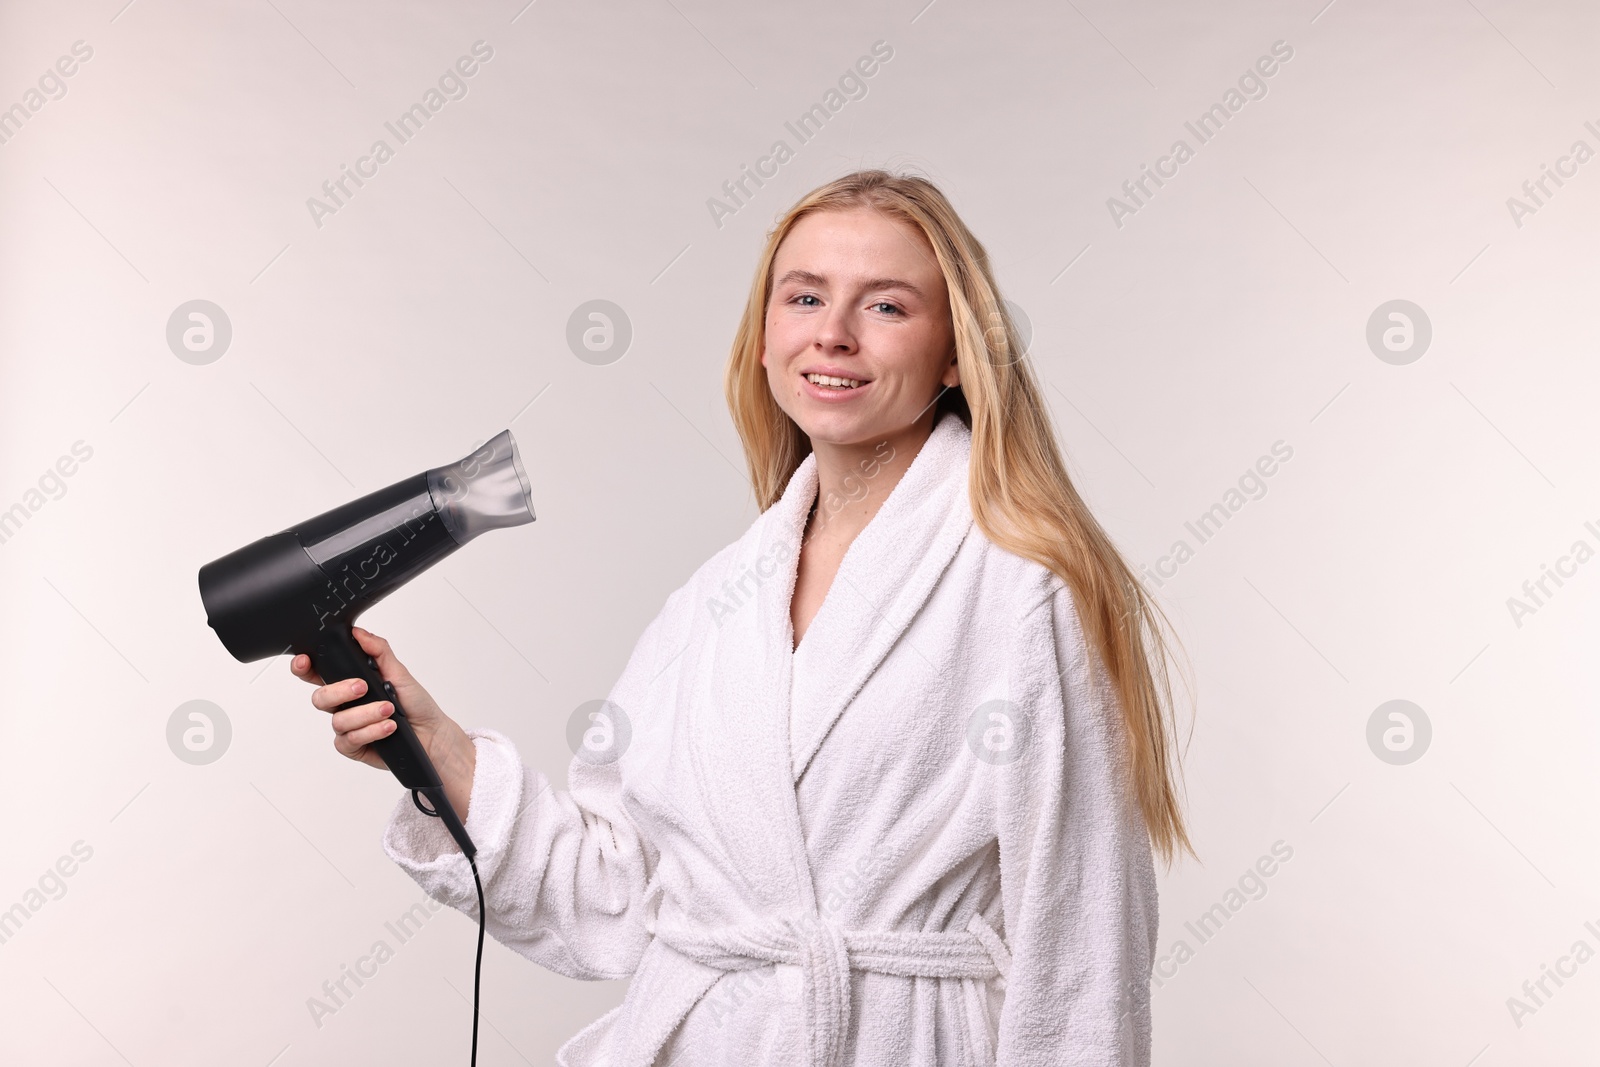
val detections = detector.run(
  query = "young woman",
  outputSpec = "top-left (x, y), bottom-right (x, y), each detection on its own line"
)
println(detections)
top-left (292, 170), bottom-right (1193, 1066)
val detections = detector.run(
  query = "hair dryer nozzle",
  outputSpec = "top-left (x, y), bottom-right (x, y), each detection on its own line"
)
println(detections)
top-left (427, 429), bottom-right (536, 547)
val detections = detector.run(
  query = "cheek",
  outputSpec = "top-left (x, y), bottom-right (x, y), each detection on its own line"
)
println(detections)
top-left (894, 328), bottom-right (948, 382)
top-left (765, 320), bottom-right (800, 362)
top-left (761, 339), bottom-right (782, 372)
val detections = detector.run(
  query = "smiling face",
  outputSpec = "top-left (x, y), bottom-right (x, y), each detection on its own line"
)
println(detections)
top-left (760, 207), bottom-right (958, 448)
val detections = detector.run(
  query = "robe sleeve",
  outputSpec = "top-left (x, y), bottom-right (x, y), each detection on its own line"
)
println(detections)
top-left (992, 573), bottom-right (1160, 1065)
top-left (379, 595), bottom-right (682, 982)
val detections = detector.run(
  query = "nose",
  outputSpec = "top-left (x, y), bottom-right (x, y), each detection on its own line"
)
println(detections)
top-left (813, 303), bottom-right (858, 355)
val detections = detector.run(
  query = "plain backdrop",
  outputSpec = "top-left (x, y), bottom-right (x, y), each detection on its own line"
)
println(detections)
top-left (1, 0), bottom-right (1597, 1064)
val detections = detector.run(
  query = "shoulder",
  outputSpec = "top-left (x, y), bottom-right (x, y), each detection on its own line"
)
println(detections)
top-left (957, 522), bottom-right (1108, 700)
top-left (960, 518), bottom-right (1077, 631)
top-left (963, 537), bottom-right (1133, 801)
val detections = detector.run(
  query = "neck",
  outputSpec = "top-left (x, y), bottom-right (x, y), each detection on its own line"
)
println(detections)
top-left (803, 410), bottom-right (937, 550)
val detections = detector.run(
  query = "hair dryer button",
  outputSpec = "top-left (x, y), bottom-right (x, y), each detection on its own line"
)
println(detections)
top-left (382, 681), bottom-right (395, 696)
top-left (366, 657), bottom-right (378, 670)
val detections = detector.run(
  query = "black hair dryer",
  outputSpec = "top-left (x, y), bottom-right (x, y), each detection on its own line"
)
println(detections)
top-left (198, 430), bottom-right (535, 860)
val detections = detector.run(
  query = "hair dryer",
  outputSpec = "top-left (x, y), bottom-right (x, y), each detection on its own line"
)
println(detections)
top-left (197, 429), bottom-right (535, 861)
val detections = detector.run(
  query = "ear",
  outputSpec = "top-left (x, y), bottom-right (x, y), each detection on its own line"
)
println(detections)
top-left (941, 349), bottom-right (960, 389)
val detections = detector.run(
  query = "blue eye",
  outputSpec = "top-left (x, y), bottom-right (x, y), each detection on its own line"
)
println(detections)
top-left (794, 294), bottom-right (820, 306)
top-left (872, 302), bottom-right (902, 315)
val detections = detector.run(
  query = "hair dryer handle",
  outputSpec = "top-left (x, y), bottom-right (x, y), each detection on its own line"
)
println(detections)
top-left (312, 626), bottom-right (477, 860)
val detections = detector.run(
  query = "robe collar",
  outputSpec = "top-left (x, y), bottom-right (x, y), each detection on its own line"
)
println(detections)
top-left (693, 410), bottom-right (975, 913)
top-left (774, 410), bottom-right (976, 780)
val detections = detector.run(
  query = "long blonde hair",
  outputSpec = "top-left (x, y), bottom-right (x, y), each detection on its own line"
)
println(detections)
top-left (723, 169), bottom-right (1196, 864)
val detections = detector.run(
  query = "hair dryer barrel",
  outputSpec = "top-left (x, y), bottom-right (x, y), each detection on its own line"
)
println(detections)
top-left (199, 430), bottom-right (535, 662)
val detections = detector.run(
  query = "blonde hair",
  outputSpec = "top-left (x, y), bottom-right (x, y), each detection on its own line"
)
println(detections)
top-left (723, 169), bottom-right (1195, 864)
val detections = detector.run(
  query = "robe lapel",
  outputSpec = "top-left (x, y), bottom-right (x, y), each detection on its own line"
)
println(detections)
top-left (688, 456), bottom-right (818, 914)
top-left (686, 412), bottom-right (974, 919)
top-left (781, 412), bottom-right (974, 783)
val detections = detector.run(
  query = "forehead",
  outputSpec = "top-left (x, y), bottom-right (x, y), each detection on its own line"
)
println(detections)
top-left (772, 207), bottom-right (944, 291)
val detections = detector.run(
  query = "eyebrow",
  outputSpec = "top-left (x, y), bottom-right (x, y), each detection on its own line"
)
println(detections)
top-left (774, 269), bottom-right (927, 301)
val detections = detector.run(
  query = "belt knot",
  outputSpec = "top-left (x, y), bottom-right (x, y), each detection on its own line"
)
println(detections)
top-left (786, 914), bottom-right (852, 1067)
top-left (653, 910), bottom-right (1008, 1067)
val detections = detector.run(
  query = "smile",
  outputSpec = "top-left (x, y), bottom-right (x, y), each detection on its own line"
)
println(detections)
top-left (803, 373), bottom-right (866, 389)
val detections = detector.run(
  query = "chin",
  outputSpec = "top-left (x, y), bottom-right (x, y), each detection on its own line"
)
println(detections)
top-left (791, 408), bottom-right (895, 448)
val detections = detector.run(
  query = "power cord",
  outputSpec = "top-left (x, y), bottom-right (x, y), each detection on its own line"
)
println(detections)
top-left (412, 788), bottom-right (486, 1066)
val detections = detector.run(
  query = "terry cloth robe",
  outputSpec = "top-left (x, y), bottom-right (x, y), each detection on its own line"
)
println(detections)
top-left (382, 410), bottom-right (1159, 1066)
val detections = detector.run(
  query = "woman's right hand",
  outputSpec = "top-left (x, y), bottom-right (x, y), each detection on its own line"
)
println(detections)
top-left (290, 625), bottom-right (478, 828)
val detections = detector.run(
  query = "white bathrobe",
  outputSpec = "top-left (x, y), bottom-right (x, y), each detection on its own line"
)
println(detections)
top-left (383, 410), bottom-right (1159, 1066)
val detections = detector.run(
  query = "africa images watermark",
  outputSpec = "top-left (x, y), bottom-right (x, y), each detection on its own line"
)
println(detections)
top-left (305, 893), bottom-right (447, 1029)
top-left (1106, 39), bottom-right (1295, 229)
top-left (0, 840), bottom-right (95, 949)
top-left (1505, 916), bottom-right (1600, 1030)
top-left (1503, 517), bottom-right (1600, 629)
top-left (0, 39), bottom-right (94, 147)
top-left (305, 40), bottom-right (495, 230)
top-left (1151, 839), bottom-right (1294, 987)
top-left (1138, 440), bottom-right (1294, 589)
top-left (0, 439), bottom-right (95, 549)
top-left (1505, 118), bottom-right (1600, 229)
top-left (310, 437), bottom-right (504, 633)
top-left (705, 40), bottom-right (895, 230)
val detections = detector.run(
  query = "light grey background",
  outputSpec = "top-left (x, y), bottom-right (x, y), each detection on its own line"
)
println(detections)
top-left (2, 0), bottom-right (1596, 1063)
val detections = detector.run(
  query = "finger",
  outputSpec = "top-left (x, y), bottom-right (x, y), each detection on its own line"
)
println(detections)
top-left (330, 700), bottom-right (393, 736)
top-left (289, 654), bottom-right (325, 686)
top-left (352, 626), bottom-right (417, 688)
top-left (336, 716), bottom-right (397, 755)
top-left (311, 677), bottom-right (371, 712)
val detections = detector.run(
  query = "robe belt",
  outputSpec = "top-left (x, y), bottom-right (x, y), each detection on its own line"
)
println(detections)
top-left (653, 912), bottom-right (1012, 1067)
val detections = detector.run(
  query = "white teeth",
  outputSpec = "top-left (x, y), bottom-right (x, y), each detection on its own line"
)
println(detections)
top-left (805, 373), bottom-right (862, 388)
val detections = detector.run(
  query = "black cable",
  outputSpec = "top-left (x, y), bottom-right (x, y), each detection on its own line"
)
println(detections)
top-left (412, 788), bottom-right (485, 1067)
top-left (468, 854), bottom-right (485, 1067)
